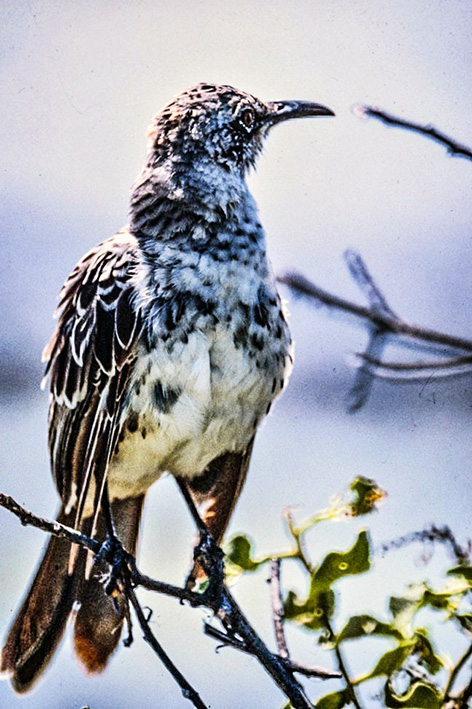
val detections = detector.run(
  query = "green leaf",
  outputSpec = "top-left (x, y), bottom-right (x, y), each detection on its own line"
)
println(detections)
top-left (454, 613), bottom-right (472, 632)
top-left (349, 477), bottom-right (385, 516)
top-left (357, 643), bottom-right (416, 682)
top-left (448, 565), bottom-right (472, 583)
top-left (414, 629), bottom-right (443, 674)
top-left (283, 589), bottom-right (335, 628)
top-left (283, 589), bottom-right (314, 622)
top-left (225, 535), bottom-right (260, 571)
top-left (337, 614), bottom-right (403, 643)
top-left (311, 531), bottom-right (371, 592)
top-left (389, 595), bottom-right (419, 631)
top-left (304, 591), bottom-right (336, 629)
top-left (419, 588), bottom-right (453, 611)
top-left (384, 681), bottom-right (441, 708)
top-left (315, 689), bottom-right (350, 709)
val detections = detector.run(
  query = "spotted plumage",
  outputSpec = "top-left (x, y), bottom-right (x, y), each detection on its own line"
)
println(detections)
top-left (1, 83), bottom-right (333, 692)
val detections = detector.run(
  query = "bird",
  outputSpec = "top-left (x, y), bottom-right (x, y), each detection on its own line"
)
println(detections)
top-left (1, 82), bottom-right (333, 692)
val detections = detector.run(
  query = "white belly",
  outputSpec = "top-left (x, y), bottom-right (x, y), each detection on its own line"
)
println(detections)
top-left (107, 325), bottom-right (289, 500)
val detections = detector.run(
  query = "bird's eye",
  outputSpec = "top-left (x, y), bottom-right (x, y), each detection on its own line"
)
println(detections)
top-left (239, 108), bottom-right (255, 131)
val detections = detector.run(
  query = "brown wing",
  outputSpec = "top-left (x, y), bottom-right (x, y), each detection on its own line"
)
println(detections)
top-left (43, 230), bottom-right (141, 526)
top-left (179, 437), bottom-right (255, 587)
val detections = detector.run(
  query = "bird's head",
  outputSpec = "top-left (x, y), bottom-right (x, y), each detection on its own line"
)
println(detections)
top-left (146, 83), bottom-right (334, 174)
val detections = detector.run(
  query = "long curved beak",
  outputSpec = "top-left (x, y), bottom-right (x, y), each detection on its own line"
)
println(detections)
top-left (265, 100), bottom-right (335, 126)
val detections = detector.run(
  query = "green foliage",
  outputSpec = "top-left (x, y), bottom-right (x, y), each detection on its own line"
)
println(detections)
top-left (356, 643), bottom-right (417, 682)
top-left (337, 615), bottom-right (403, 642)
top-left (225, 534), bottom-right (262, 572)
top-left (225, 477), bottom-right (472, 708)
top-left (384, 681), bottom-right (442, 708)
top-left (315, 689), bottom-right (351, 708)
top-left (312, 531), bottom-right (371, 589)
top-left (284, 587), bottom-right (335, 629)
top-left (448, 565), bottom-right (472, 583)
top-left (348, 477), bottom-right (384, 517)
top-left (283, 531), bottom-right (370, 630)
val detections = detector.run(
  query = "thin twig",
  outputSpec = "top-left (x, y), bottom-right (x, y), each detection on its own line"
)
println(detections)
top-left (347, 329), bottom-right (387, 412)
top-left (203, 624), bottom-right (340, 680)
top-left (444, 643), bottom-right (472, 703)
top-left (344, 249), bottom-right (398, 320)
top-left (269, 558), bottom-right (290, 659)
top-left (285, 510), bottom-right (313, 574)
top-left (126, 583), bottom-right (208, 709)
top-left (355, 105), bottom-right (472, 161)
top-left (353, 352), bottom-right (472, 380)
top-left (277, 271), bottom-right (472, 354)
top-left (0, 493), bottom-right (100, 554)
top-left (325, 618), bottom-right (363, 709)
top-left (204, 623), bottom-right (248, 652)
top-left (378, 525), bottom-right (471, 565)
top-left (343, 250), bottom-right (398, 411)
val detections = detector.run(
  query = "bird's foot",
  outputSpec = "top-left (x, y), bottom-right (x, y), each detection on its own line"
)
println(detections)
top-left (186, 530), bottom-right (225, 601)
top-left (95, 534), bottom-right (133, 596)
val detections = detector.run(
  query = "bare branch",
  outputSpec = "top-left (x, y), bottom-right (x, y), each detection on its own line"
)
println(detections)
top-left (352, 352), bottom-right (472, 381)
top-left (0, 493), bottom-right (100, 554)
top-left (269, 558), bottom-right (290, 659)
top-left (278, 256), bottom-right (472, 411)
top-left (125, 583), bottom-right (208, 709)
top-left (344, 249), bottom-right (398, 320)
top-left (1, 492), bottom-right (338, 708)
top-left (354, 105), bottom-right (472, 161)
top-left (277, 269), bottom-right (472, 355)
top-left (203, 623), bottom-right (340, 680)
top-left (217, 582), bottom-right (314, 707)
top-left (378, 525), bottom-right (471, 565)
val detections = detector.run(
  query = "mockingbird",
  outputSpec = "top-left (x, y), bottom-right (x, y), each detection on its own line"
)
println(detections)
top-left (1, 83), bottom-right (333, 692)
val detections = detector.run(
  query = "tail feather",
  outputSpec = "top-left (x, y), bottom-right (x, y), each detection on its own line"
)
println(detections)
top-left (74, 495), bottom-right (144, 673)
top-left (1, 506), bottom-right (81, 693)
top-left (1, 495), bottom-right (144, 692)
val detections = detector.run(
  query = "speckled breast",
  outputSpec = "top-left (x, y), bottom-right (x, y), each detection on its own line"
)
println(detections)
top-left (107, 289), bottom-right (292, 499)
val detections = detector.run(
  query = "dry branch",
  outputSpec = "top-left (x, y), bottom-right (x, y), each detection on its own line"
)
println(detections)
top-left (278, 250), bottom-right (472, 410)
top-left (354, 105), bottom-right (472, 161)
top-left (0, 491), bottom-right (338, 708)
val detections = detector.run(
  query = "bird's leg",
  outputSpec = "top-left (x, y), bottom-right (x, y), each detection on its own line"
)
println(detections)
top-left (176, 479), bottom-right (226, 597)
top-left (95, 482), bottom-right (133, 597)
top-left (189, 528), bottom-right (225, 599)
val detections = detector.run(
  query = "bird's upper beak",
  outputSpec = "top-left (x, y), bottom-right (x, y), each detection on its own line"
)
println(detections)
top-left (265, 100), bottom-right (334, 126)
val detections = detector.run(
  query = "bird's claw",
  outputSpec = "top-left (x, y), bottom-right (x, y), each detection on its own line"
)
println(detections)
top-left (95, 534), bottom-right (132, 596)
top-left (186, 530), bottom-right (225, 600)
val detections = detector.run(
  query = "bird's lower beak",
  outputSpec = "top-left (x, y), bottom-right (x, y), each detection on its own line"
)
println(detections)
top-left (266, 100), bottom-right (335, 126)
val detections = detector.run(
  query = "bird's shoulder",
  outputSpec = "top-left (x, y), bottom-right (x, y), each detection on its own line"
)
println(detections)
top-left (43, 229), bottom-right (141, 410)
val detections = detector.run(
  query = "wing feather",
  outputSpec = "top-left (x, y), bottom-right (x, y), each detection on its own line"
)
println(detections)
top-left (43, 231), bottom-right (141, 524)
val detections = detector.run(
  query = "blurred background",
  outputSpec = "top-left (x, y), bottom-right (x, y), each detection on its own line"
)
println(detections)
top-left (1, 1), bottom-right (471, 706)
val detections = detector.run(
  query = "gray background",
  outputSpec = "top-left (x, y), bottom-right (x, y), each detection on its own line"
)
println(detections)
top-left (1, 1), bottom-right (471, 707)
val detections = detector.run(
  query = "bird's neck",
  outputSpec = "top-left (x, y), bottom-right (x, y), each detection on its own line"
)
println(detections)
top-left (129, 155), bottom-right (271, 316)
top-left (130, 156), bottom-right (254, 241)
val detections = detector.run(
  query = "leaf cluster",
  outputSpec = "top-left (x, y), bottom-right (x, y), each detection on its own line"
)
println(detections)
top-left (225, 478), bottom-right (472, 708)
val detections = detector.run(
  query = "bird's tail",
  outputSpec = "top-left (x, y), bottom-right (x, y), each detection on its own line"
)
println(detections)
top-left (1, 496), bottom-right (144, 693)
top-left (74, 495), bottom-right (144, 673)
top-left (1, 505), bottom-right (81, 692)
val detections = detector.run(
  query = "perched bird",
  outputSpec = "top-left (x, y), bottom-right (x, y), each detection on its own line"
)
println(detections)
top-left (1, 83), bottom-right (333, 692)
